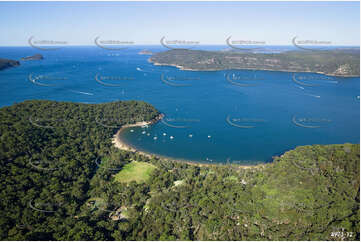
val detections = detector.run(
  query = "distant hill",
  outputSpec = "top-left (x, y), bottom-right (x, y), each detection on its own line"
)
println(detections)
top-left (0, 58), bottom-right (20, 71)
top-left (149, 49), bottom-right (360, 77)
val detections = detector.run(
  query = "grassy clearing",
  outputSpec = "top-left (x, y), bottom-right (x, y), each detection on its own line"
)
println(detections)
top-left (114, 161), bottom-right (156, 184)
top-left (224, 175), bottom-right (238, 182)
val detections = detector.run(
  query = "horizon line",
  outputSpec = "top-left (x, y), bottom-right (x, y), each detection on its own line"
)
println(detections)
top-left (0, 44), bottom-right (360, 47)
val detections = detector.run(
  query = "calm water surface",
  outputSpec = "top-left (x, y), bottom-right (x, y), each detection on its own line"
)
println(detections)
top-left (0, 46), bottom-right (359, 164)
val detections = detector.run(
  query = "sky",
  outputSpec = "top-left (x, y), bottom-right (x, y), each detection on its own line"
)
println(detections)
top-left (0, 1), bottom-right (359, 46)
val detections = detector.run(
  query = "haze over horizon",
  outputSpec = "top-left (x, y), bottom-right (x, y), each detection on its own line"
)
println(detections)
top-left (0, 1), bottom-right (359, 46)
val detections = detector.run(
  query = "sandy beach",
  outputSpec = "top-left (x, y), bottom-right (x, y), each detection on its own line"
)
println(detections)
top-left (112, 114), bottom-right (266, 169)
top-left (112, 114), bottom-right (164, 156)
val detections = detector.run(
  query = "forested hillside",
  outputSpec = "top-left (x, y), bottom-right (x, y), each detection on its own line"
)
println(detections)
top-left (149, 49), bottom-right (360, 76)
top-left (0, 100), bottom-right (359, 240)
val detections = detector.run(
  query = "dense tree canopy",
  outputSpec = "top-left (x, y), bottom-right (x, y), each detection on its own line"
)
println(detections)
top-left (0, 100), bottom-right (359, 240)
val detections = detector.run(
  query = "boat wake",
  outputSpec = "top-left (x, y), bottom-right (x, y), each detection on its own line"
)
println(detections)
top-left (69, 90), bottom-right (94, 96)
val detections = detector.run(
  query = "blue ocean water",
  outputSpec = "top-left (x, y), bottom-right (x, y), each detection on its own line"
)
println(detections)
top-left (0, 46), bottom-right (359, 164)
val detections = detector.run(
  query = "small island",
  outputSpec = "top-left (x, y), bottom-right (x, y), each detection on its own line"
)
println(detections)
top-left (0, 58), bottom-right (20, 71)
top-left (20, 54), bottom-right (44, 61)
top-left (138, 49), bottom-right (153, 55)
top-left (149, 49), bottom-right (360, 77)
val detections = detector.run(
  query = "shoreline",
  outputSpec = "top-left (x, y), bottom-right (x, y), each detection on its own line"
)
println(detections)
top-left (112, 113), bottom-right (164, 154)
top-left (112, 114), bottom-right (266, 169)
top-left (148, 59), bottom-right (359, 78)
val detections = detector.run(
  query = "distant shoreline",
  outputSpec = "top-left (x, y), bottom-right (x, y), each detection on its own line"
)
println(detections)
top-left (148, 59), bottom-right (359, 78)
top-left (112, 115), bottom-right (266, 169)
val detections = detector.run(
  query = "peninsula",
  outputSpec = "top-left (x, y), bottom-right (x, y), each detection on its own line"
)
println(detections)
top-left (149, 49), bottom-right (360, 77)
top-left (0, 100), bottom-right (359, 240)
top-left (0, 58), bottom-right (20, 71)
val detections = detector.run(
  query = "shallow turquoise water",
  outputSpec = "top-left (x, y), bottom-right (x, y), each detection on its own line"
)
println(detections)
top-left (0, 46), bottom-right (359, 164)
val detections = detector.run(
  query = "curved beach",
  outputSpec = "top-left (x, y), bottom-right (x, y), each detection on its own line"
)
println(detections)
top-left (112, 114), bottom-right (266, 169)
top-left (112, 114), bottom-right (164, 156)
